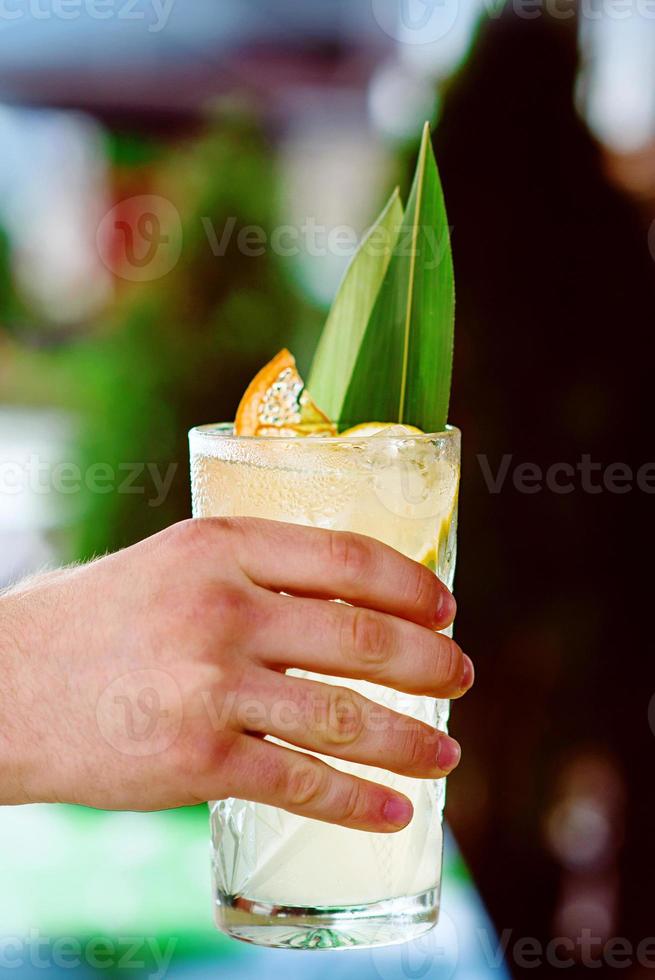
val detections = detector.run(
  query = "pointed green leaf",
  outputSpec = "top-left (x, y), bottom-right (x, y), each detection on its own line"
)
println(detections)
top-left (307, 188), bottom-right (404, 420)
top-left (339, 123), bottom-right (455, 431)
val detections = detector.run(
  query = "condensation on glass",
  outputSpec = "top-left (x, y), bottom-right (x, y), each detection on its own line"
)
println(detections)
top-left (189, 423), bottom-right (461, 950)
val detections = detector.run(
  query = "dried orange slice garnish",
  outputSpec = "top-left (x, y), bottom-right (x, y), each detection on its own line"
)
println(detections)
top-left (234, 349), bottom-right (337, 437)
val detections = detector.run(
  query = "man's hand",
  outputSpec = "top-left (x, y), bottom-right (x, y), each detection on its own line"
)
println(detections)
top-left (0, 518), bottom-right (473, 832)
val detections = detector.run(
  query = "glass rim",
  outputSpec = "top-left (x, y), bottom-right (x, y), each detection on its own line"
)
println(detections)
top-left (189, 422), bottom-right (460, 447)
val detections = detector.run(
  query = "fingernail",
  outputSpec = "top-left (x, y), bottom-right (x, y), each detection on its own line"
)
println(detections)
top-left (383, 796), bottom-right (413, 828)
top-left (460, 654), bottom-right (475, 691)
top-left (437, 738), bottom-right (461, 773)
top-left (435, 590), bottom-right (456, 626)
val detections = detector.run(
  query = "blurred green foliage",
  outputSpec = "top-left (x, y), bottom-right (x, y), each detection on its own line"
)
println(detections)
top-left (2, 112), bottom-right (322, 559)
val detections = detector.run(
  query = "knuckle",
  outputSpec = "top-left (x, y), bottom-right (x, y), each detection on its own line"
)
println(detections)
top-left (212, 584), bottom-right (251, 638)
top-left (173, 516), bottom-right (247, 551)
top-left (286, 761), bottom-right (327, 808)
top-left (175, 729), bottom-right (234, 782)
top-left (347, 608), bottom-right (391, 667)
top-left (207, 515), bottom-right (250, 541)
top-left (323, 686), bottom-right (364, 746)
top-left (163, 518), bottom-right (205, 550)
top-left (340, 780), bottom-right (365, 824)
top-left (184, 579), bottom-right (228, 625)
top-left (200, 516), bottom-right (251, 557)
top-left (204, 516), bottom-right (243, 535)
top-left (328, 531), bottom-right (372, 584)
top-left (398, 725), bottom-right (431, 773)
top-left (411, 562), bottom-right (440, 614)
top-left (436, 637), bottom-right (462, 687)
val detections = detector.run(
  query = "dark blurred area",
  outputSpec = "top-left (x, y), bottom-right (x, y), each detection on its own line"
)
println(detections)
top-left (1, 1), bottom-right (654, 977)
top-left (434, 10), bottom-right (655, 971)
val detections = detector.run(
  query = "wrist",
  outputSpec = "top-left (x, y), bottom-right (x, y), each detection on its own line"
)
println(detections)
top-left (0, 588), bottom-right (50, 804)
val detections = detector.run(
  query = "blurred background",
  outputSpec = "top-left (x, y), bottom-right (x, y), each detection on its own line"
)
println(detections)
top-left (1, 1), bottom-right (654, 977)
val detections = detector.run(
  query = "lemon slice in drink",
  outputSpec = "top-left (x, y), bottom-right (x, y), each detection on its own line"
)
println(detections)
top-left (417, 493), bottom-right (457, 583)
top-left (418, 544), bottom-right (438, 572)
top-left (235, 349), bottom-right (336, 437)
top-left (340, 422), bottom-right (424, 437)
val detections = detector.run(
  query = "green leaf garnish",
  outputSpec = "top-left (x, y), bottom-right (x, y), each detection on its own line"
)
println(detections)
top-left (307, 188), bottom-right (404, 421)
top-left (310, 123), bottom-right (455, 433)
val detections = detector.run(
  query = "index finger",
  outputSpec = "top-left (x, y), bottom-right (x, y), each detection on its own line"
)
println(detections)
top-left (223, 517), bottom-right (456, 630)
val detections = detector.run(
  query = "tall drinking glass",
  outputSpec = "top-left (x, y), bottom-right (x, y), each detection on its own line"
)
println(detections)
top-left (189, 423), bottom-right (460, 950)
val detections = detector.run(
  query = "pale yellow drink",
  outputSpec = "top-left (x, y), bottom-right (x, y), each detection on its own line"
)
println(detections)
top-left (189, 423), bottom-right (460, 949)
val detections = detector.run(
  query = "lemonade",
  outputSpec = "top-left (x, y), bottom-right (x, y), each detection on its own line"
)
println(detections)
top-left (188, 120), bottom-right (458, 949)
top-left (189, 421), bottom-right (460, 948)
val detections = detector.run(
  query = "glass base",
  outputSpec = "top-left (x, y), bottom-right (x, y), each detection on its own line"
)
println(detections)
top-left (214, 887), bottom-right (439, 949)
